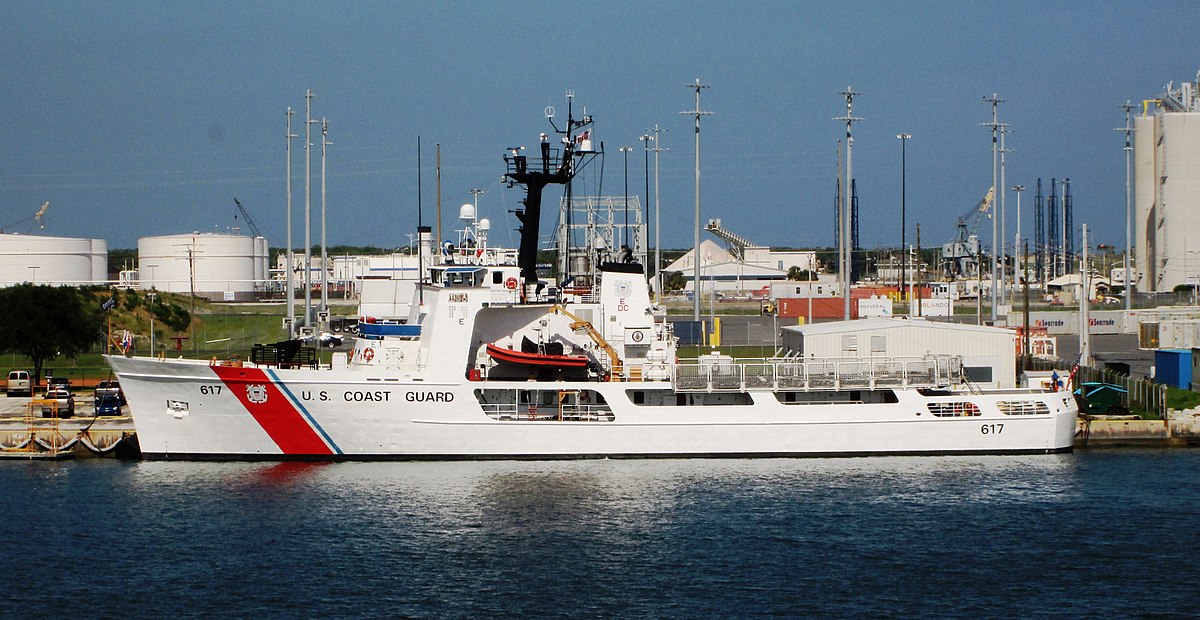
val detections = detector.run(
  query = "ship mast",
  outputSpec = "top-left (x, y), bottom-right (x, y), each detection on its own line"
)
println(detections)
top-left (504, 91), bottom-right (596, 293)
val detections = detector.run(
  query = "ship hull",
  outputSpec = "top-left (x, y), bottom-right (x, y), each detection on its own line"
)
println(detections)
top-left (106, 355), bottom-right (1077, 461)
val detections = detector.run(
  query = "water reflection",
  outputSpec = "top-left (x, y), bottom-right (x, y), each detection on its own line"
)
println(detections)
top-left (122, 454), bottom-right (1085, 518)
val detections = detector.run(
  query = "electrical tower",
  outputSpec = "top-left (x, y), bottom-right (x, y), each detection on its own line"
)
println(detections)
top-left (1034, 178), bottom-right (1044, 284)
top-left (1063, 178), bottom-right (1073, 274)
top-left (1047, 177), bottom-right (1058, 279)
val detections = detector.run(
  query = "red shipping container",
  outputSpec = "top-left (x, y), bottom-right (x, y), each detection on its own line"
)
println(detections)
top-left (777, 297), bottom-right (857, 321)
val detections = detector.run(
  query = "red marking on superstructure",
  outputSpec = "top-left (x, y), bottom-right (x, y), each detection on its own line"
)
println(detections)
top-left (210, 365), bottom-right (332, 455)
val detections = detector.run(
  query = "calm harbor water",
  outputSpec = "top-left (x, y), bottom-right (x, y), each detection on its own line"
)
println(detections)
top-left (1, 449), bottom-right (1197, 618)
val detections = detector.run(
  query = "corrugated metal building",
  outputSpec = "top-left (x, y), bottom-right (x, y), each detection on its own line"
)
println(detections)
top-left (780, 317), bottom-right (1017, 388)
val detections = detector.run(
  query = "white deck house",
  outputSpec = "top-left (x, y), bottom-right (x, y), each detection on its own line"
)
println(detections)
top-left (780, 317), bottom-right (1017, 388)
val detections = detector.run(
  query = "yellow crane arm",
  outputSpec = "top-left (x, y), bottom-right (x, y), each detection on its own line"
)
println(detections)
top-left (549, 305), bottom-right (623, 375)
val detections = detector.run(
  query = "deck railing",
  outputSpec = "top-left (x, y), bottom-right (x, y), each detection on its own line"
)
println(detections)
top-left (672, 355), bottom-right (962, 393)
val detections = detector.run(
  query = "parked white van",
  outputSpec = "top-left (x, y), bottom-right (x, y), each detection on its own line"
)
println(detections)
top-left (6, 370), bottom-right (32, 397)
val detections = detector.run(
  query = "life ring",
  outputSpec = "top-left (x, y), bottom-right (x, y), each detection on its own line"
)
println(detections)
top-left (505, 277), bottom-right (518, 290)
top-left (363, 348), bottom-right (374, 362)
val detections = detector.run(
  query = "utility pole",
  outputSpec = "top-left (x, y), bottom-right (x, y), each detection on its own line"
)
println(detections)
top-left (982, 93), bottom-right (1003, 322)
top-left (1012, 184), bottom-right (1025, 308)
top-left (1022, 240), bottom-right (1030, 369)
top-left (681, 79), bottom-right (712, 322)
top-left (648, 124), bottom-right (667, 302)
top-left (835, 87), bottom-right (862, 320)
top-left (1080, 224), bottom-right (1091, 366)
top-left (999, 123), bottom-right (1009, 306)
top-left (285, 106), bottom-right (296, 337)
top-left (897, 133), bottom-right (911, 298)
top-left (1117, 102), bottom-right (1135, 312)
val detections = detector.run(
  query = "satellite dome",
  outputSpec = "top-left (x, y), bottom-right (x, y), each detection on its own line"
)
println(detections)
top-left (478, 218), bottom-right (491, 232)
top-left (458, 203), bottom-right (476, 221)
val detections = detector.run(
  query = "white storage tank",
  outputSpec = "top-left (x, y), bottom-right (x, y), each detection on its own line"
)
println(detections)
top-left (139, 233), bottom-right (269, 301)
top-left (0, 233), bottom-right (107, 286)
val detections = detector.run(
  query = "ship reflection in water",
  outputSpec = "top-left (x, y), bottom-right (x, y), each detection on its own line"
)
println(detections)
top-left (5, 452), bottom-right (1198, 617)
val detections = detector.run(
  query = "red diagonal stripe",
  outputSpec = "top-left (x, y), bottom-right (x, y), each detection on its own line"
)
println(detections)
top-left (211, 365), bottom-right (332, 455)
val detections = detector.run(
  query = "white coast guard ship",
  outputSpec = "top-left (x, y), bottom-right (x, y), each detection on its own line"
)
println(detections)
top-left (104, 104), bottom-right (1077, 460)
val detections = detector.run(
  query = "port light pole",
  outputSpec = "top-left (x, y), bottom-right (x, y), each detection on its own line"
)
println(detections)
top-left (648, 124), bottom-right (667, 302)
top-left (320, 118), bottom-right (331, 318)
top-left (835, 87), bottom-right (862, 321)
top-left (285, 107), bottom-right (296, 337)
top-left (982, 93), bottom-right (1004, 322)
top-left (897, 133), bottom-right (911, 298)
top-left (1117, 102), bottom-right (1135, 312)
top-left (640, 133), bottom-right (651, 272)
top-left (681, 79), bottom-right (712, 322)
top-left (304, 88), bottom-right (315, 331)
top-left (620, 146), bottom-right (632, 250)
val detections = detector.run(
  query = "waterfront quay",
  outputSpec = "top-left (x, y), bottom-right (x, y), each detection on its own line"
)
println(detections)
top-left (0, 395), bottom-right (135, 459)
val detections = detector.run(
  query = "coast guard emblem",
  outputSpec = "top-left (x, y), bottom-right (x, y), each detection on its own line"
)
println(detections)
top-left (246, 384), bottom-right (269, 404)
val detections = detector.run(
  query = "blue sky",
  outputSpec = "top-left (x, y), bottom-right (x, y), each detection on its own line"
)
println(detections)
top-left (1, 1), bottom-right (1196, 254)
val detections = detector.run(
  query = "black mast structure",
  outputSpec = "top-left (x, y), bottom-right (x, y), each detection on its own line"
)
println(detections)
top-left (504, 94), bottom-right (597, 294)
top-left (1034, 178), bottom-right (1044, 284)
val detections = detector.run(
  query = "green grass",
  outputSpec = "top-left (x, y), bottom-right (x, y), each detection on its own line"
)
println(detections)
top-left (1166, 386), bottom-right (1200, 411)
top-left (3, 300), bottom-right (361, 383)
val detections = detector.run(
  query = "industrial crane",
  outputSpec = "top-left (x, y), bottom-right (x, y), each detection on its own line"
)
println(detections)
top-left (0, 201), bottom-right (50, 233)
top-left (940, 187), bottom-right (992, 280)
top-left (233, 198), bottom-right (263, 238)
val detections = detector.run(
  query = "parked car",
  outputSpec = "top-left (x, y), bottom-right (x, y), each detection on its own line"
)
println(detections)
top-left (39, 387), bottom-right (75, 418)
top-left (6, 370), bottom-right (32, 397)
top-left (94, 380), bottom-right (126, 415)
top-left (316, 332), bottom-right (343, 348)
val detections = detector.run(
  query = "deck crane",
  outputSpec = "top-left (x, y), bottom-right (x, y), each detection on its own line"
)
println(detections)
top-left (233, 198), bottom-right (263, 238)
top-left (940, 187), bottom-right (993, 280)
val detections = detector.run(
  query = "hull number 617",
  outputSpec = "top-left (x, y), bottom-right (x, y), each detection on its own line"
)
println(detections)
top-left (981, 423), bottom-right (1004, 435)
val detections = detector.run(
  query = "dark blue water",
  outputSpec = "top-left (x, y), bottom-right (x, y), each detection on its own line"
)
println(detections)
top-left (1, 450), bottom-right (1197, 618)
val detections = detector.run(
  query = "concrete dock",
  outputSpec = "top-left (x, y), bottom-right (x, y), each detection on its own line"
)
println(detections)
top-left (0, 393), bottom-right (136, 458)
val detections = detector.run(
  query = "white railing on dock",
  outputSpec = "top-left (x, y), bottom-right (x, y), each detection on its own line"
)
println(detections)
top-left (672, 355), bottom-right (961, 392)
